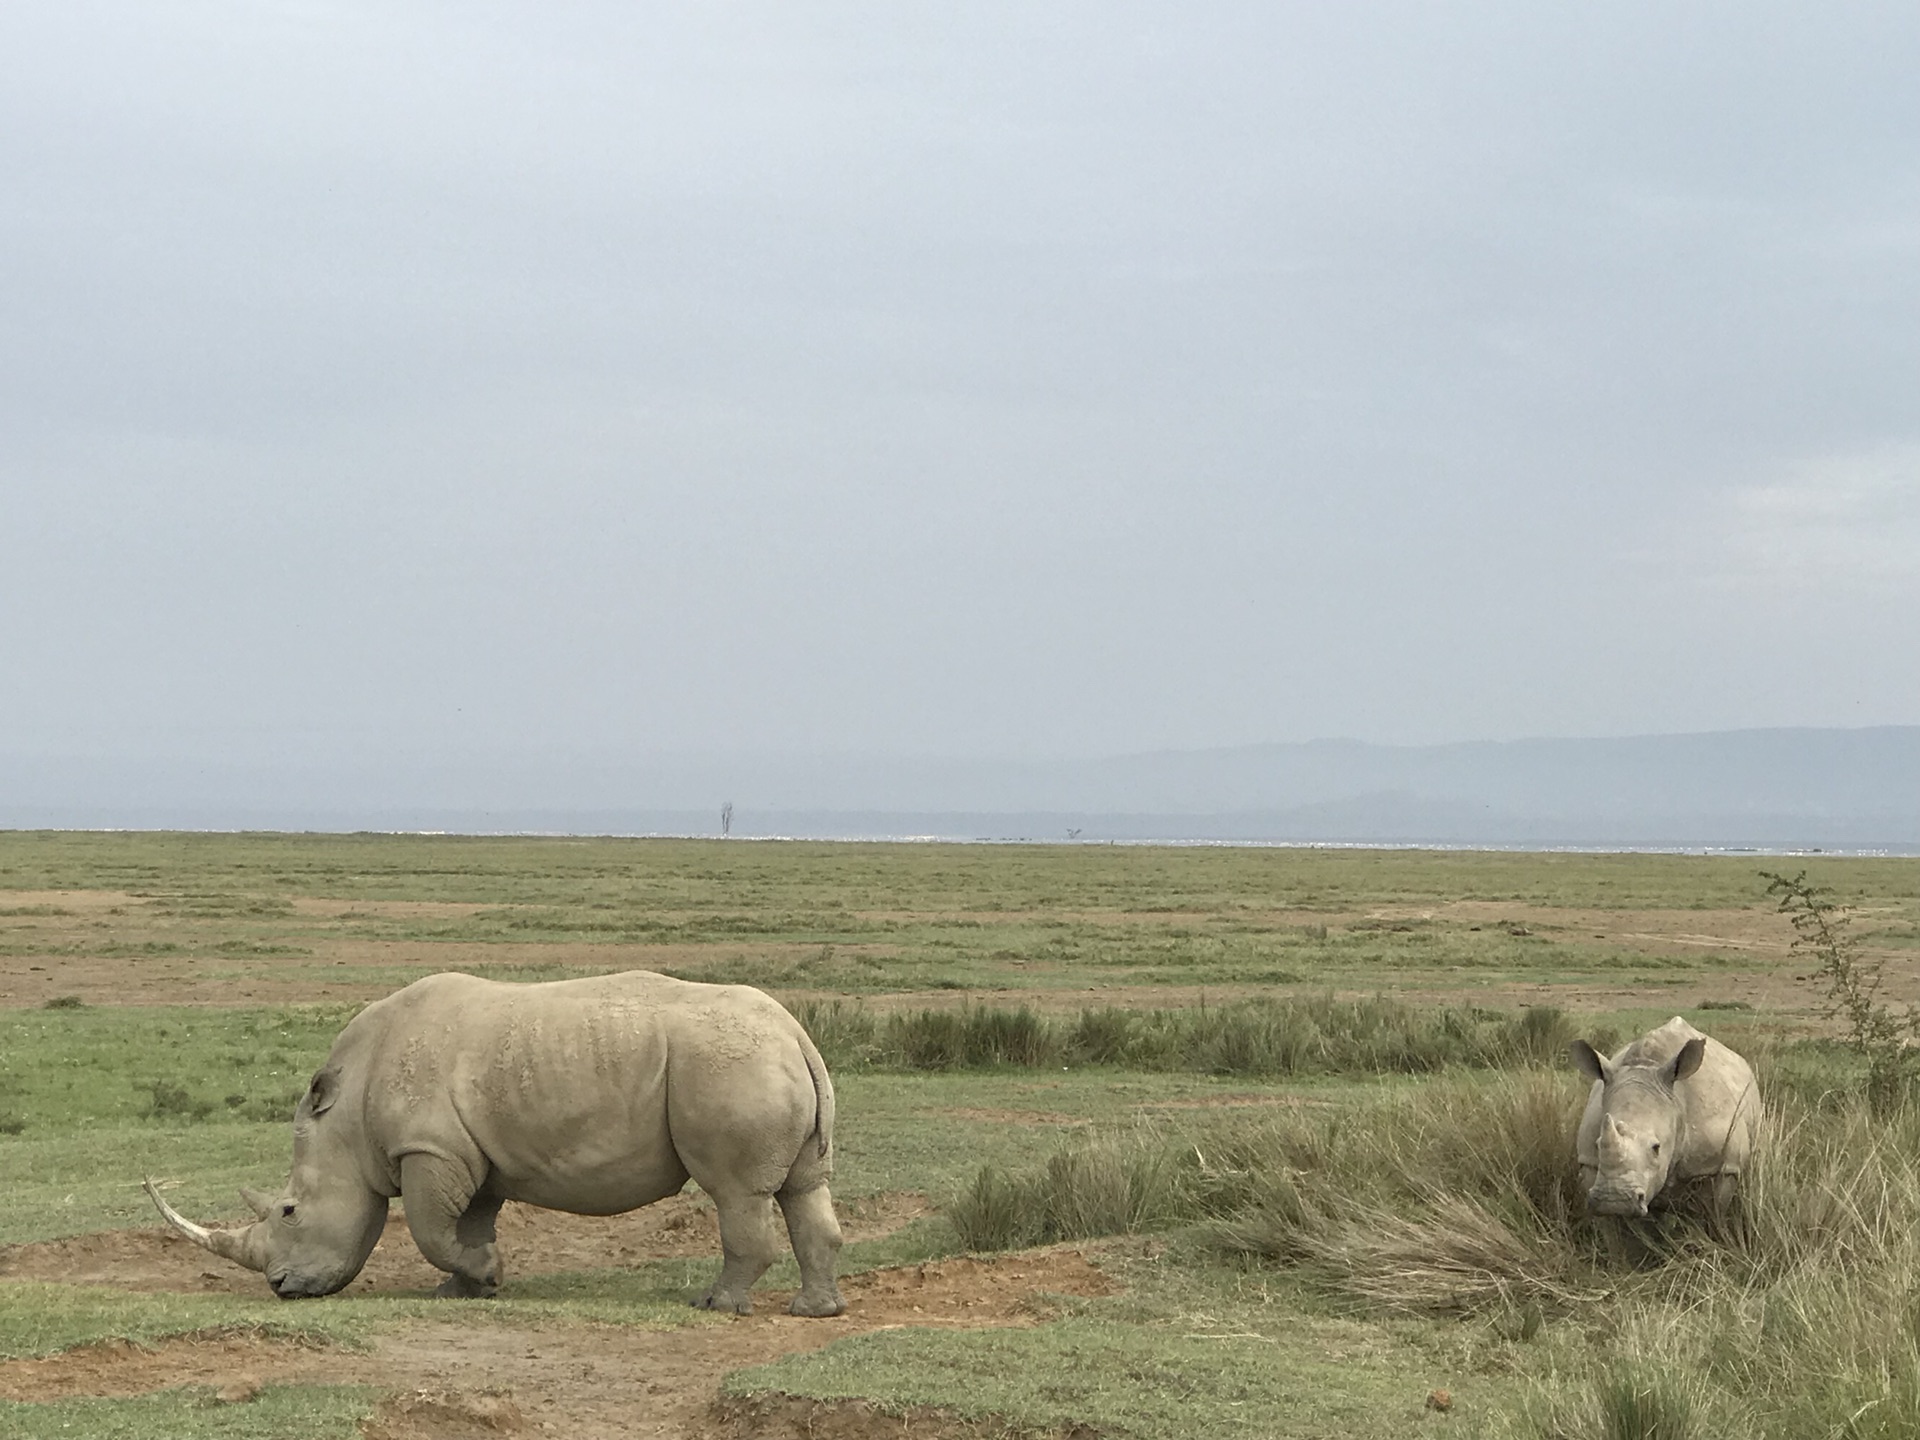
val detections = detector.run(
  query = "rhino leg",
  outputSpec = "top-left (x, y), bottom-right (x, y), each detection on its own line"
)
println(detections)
top-left (693, 1188), bottom-right (782, 1315)
top-left (400, 1153), bottom-right (501, 1298)
top-left (777, 1183), bottom-right (845, 1317)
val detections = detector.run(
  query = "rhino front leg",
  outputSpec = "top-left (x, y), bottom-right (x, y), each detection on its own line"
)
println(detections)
top-left (400, 1153), bottom-right (501, 1298)
top-left (694, 1189), bottom-right (782, 1315)
top-left (777, 1183), bottom-right (846, 1317)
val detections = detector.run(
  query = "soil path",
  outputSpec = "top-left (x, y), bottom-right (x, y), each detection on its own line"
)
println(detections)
top-left (0, 1192), bottom-right (930, 1296)
top-left (0, 1250), bottom-right (1115, 1439)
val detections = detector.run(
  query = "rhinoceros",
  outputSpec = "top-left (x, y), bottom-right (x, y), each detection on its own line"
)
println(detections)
top-left (1570, 1016), bottom-right (1760, 1217)
top-left (144, 970), bottom-right (845, 1316)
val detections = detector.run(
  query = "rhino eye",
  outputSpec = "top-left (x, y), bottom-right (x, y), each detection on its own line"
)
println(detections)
top-left (280, 1202), bottom-right (297, 1219)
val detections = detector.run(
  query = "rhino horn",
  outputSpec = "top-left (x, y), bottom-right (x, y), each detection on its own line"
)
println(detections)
top-left (239, 1186), bottom-right (276, 1220)
top-left (143, 1177), bottom-right (268, 1272)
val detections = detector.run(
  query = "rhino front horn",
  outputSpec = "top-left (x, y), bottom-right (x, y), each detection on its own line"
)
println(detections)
top-left (142, 1177), bottom-right (269, 1272)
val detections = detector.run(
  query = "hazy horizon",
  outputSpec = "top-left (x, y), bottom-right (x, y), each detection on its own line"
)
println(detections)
top-left (9, 726), bottom-right (1918, 852)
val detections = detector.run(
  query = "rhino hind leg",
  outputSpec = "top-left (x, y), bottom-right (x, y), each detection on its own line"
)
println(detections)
top-left (694, 1189), bottom-right (783, 1315)
top-left (777, 1183), bottom-right (846, 1317)
top-left (400, 1153), bottom-right (502, 1298)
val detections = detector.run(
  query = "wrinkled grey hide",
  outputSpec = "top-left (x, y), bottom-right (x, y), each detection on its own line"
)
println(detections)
top-left (1571, 1016), bottom-right (1759, 1217)
top-left (145, 971), bottom-right (843, 1316)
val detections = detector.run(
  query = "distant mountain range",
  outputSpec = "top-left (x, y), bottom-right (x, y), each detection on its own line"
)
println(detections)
top-left (4, 726), bottom-right (1918, 850)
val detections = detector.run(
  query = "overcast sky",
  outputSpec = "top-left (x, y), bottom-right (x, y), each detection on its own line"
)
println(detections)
top-left (5, 2), bottom-right (1918, 768)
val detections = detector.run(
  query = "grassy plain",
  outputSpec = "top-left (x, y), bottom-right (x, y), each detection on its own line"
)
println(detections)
top-left (2, 832), bottom-right (1918, 1438)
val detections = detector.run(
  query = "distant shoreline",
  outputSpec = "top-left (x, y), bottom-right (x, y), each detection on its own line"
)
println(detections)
top-left (4, 824), bottom-right (1916, 859)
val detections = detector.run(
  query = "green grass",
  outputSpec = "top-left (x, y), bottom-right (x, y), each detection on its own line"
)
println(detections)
top-left (7, 834), bottom-right (1920, 1438)
top-left (0, 1386), bottom-right (376, 1440)
top-left (0, 1283), bottom-right (374, 1360)
top-left (937, 1060), bottom-right (1920, 1440)
top-left (1, 1124), bottom-right (293, 1243)
top-left (0, 1274), bottom-right (715, 1364)
top-left (6, 830), bottom-right (1914, 1000)
top-left (727, 1248), bottom-right (1511, 1438)
top-left (0, 1005), bottom-right (353, 1134)
top-left (727, 1317), bottom-right (1476, 1439)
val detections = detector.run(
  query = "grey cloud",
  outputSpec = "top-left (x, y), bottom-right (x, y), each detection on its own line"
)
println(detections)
top-left (3, 2), bottom-right (1918, 773)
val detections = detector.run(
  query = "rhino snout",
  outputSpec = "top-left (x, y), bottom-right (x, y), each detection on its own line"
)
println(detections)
top-left (268, 1269), bottom-right (335, 1299)
top-left (1586, 1185), bottom-right (1650, 1218)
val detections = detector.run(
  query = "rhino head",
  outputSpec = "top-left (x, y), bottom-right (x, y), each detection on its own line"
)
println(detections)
top-left (1570, 1034), bottom-right (1706, 1216)
top-left (145, 1066), bottom-right (388, 1298)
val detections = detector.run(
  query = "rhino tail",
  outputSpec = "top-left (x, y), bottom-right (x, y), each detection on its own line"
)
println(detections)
top-left (798, 1027), bottom-right (834, 1163)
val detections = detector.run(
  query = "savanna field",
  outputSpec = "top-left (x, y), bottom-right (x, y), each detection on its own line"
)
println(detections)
top-left (3, 832), bottom-right (1919, 1439)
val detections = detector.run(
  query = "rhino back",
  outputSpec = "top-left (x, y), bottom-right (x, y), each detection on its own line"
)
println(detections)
top-left (1609, 1016), bottom-right (1705, 1071)
top-left (343, 971), bottom-right (817, 1212)
top-left (1673, 1037), bottom-right (1760, 1180)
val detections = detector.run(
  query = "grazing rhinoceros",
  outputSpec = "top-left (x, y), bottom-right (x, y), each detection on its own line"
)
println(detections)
top-left (1570, 1016), bottom-right (1760, 1217)
top-left (144, 970), bottom-right (844, 1316)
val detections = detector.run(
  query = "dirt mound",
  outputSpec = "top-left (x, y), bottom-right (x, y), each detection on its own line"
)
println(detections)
top-left (363, 1388), bottom-right (526, 1438)
top-left (0, 1248), bottom-right (1115, 1439)
top-left (703, 1392), bottom-right (1103, 1439)
top-left (0, 1332), bottom-right (337, 1402)
top-left (0, 1191), bottom-right (931, 1296)
top-left (834, 1251), bottom-right (1114, 1324)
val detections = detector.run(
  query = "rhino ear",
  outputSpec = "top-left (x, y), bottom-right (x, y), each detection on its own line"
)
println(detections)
top-left (1668, 1037), bottom-right (1706, 1084)
top-left (1570, 1040), bottom-right (1610, 1083)
top-left (299, 1066), bottom-right (341, 1119)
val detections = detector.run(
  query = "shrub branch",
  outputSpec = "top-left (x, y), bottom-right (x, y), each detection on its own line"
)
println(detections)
top-left (1763, 869), bottom-right (1915, 1116)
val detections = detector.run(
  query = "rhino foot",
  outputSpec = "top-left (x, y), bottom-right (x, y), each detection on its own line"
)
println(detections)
top-left (434, 1272), bottom-right (499, 1299)
top-left (787, 1290), bottom-right (846, 1318)
top-left (692, 1289), bottom-right (753, 1316)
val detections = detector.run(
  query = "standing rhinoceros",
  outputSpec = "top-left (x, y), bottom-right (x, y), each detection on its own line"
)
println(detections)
top-left (1570, 1016), bottom-right (1760, 1217)
top-left (144, 970), bottom-right (844, 1316)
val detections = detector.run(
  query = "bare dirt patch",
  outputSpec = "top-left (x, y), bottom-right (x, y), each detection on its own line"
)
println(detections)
top-left (288, 900), bottom-right (497, 921)
top-left (0, 1249), bottom-right (1114, 1439)
top-left (936, 1108), bottom-right (1090, 1127)
top-left (0, 1332), bottom-right (334, 1402)
top-left (1135, 1093), bottom-right (1331, 1113)
top-left (362, 1388), bottom-right (528, 1438)
top-left (0, 890), bottom-right (151, 915)
top-left (0, 1192), bottom-right (933, 1296)
top-left (700, 1392), bottom-right (1101, 1439)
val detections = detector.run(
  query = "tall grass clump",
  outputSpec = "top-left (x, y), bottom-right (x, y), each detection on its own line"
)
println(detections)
top-left (792, 994), bottom-right (1580, 1078)
top-left (950, 1129), bottom-right (1187, 1251)
top-left (1528, 1357), bottom-right (1722, 1440)
top-left (952, 1070), bottom-right (1601, 1315)
top-left (784, 998), bottom-right (879, 1072)
top-left (1204, 1071), bottom-right (1599, 1316)
top-left (888, 1005), bottom-right (1060, 1069)
top-left (952, 1069), bottom-right (1920, 1435)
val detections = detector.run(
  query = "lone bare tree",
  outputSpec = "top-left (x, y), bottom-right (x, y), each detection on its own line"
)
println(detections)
top-left (721, 801), bottom-right (733, 837)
